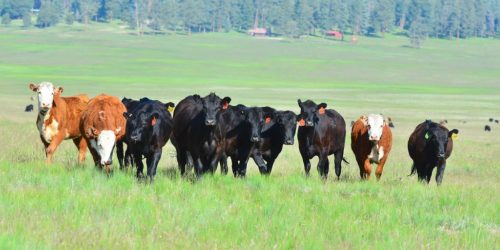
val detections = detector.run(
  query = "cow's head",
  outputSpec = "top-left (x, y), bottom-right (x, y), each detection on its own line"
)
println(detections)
top-left (201, 93), bottom-right (231, 126)
top-left (244, 107), bottom-right (273, 142)
top-left (29, 82), bottom-right (63, 111)
top-left (276, 111), bottom-right (297, 145)
top-left (86, 112), bottom-right (121, 166)
top-left (424, 120), bottom-right (459, 159)
top-left (297, 99), bottom-right (327, 127)
top-left (123, 111), bottom-right (159, 145)
top-left (367, 114), bottom-right (385, 142)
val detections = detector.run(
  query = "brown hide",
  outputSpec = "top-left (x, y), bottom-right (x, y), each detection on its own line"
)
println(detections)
top-left (351, 116), bottom-right (392, 180)
top-left (80, 94), bottom-right (127, 142)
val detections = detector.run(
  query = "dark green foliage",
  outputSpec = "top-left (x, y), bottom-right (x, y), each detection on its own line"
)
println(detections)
top-left (1, 12), bottom-right (11, 25)
top-left (1, 0), bottom-right (499, 39)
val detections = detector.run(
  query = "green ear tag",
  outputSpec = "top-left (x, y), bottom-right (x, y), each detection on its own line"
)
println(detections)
top-left (425, 133), bottom-right (430, 140)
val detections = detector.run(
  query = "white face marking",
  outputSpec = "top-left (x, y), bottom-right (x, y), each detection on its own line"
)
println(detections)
top-left (36, 82), bottom-right (55, 110)
top-left (96, 130), bottom-right (116, 165)
top-left (367, 114), bottom-right (384, 141)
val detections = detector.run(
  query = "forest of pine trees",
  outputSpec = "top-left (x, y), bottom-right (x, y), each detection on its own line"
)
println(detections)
top-left (1, 0), bottom-right (499, 39)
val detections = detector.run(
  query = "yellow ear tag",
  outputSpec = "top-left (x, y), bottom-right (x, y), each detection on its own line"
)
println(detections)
top-left (451, 134), bottom-right (458, 140)
top-left (167, 106), bottom-right (174, 113)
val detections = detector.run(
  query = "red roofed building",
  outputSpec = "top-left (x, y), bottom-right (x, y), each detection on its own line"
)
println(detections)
top-left (248, 28), bottom-right (268, 36)
top-left (325, 30), bottom-right (343, 39)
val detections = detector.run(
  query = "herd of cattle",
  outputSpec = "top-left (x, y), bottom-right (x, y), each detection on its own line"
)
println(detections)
top-left (27, 82), bottom-right (460, 185)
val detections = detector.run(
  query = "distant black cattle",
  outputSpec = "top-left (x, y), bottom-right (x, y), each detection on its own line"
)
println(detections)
top-left (171, 93), bottom-right (231, 176)
top-left (250, 108), bottom-right (297, 175)
top-left (495, 120), bottom-right (499, 124)
top-left (122, 98), bottom-right (175, 181)
top-left (489, 118), bottom-right (494, 122)
top-left (297, 99), bottom-right (347, 179)
top-left (484, 125), bottom-right (491, 132)
top-left (214, 105), bottom-right (272, 177)
top-left (24, 104), bottom-right (33, 112)
top-left (408, 120), bottom-right (458, 185)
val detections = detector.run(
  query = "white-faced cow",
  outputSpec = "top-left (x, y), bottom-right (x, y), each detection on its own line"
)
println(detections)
top-left (29, 82), bottom-right (89, 164)
top-left (351, 114), bottom-right (392, 180)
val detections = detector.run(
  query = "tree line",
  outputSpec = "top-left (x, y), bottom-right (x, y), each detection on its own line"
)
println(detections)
top-left (1, 0), bottom-right (499, 40)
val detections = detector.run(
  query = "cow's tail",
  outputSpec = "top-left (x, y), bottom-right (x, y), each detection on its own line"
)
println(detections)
top-left (342, 157), bottom-right (350, 165)
top-left (408, 164), bottom-right (417, 176)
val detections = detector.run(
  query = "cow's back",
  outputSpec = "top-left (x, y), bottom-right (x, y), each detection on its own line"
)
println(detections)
top-left (408, 122), bottom-right (426, 162)
top-left (172, 95), bottom-right (203, 146)
top-left (61, 94), bottom-right (89, 138)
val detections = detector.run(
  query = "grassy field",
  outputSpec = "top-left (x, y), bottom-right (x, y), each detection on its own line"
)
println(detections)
top-left (0, 22), bottom-right (499, 249)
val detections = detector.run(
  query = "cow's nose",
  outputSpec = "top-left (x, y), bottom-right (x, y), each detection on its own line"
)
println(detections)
top-left (251, 136), bottom-right (260, 142)
top-left (285, 139), bottom-right (294, 145)
top-left (41, 103), bottom-right (50, 108)
top-left (104, 160), bottom-right (112, 165)
top-left (306, 121), bottom-right (314, 126)
top-left (130, 135), bottom-right (140, 142)
top-left (205, 119), bottom-right (216, 126)
top-left (438, 153), bottom-right (445, 158)
top-left (370, 136), bottom-right (378, 140)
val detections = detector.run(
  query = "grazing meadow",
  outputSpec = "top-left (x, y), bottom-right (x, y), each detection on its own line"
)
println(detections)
top-left (0, 22), bottom-right (499, 248)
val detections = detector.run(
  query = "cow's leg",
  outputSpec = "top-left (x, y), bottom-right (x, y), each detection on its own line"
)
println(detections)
top-left (193, 157), bottom-right (204, 177)
top-left (425, 166), bottom-right (434, 184)
top-left (116, 140), bottom-right (125, 169)
top-left (355, 155), bottom-right (366, 179)
top-left (146, 150), bottom-right (162, 182)
top-left (220, 155), bottom-right (228, 175)
top-left (238, 157), bottom-right (250, 177)
top-left (265, 158), bottom-right (276, 174)
top-left (300, 153), bottom-right (311, 176)
top-left (73, 137), bottom-right (87, 165)
top-left (40, 136), bottom-right (51, 163)
top-left (375, 157), bottom-right (388, 181)
top-left (134, 153), bottom-right (144, 179)
top-left (333, 151), bottom-right (344, 180)
top-left (230, 156), bottom-right (239, 177)
top-left (435, 161), bottom-right (446, 186)
top-left (125, 146), bottom-right (134, 168)
top-left (317, 153), bottom-right (328, 179)
top-left (176, 149), bottom-right (187, 176)
top-left (209, 152), bottom-right (221, 174)
top-left (45, 132), bottom-right (65, 164)
top-left (252, 153), bottom-right (268, 175)
top-left (363, 158), bottom-right (372, 180)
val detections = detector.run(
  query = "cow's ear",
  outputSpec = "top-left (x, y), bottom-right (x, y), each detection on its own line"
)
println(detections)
top-left (317, 103), bottom-right (327, 115)
top-left (264, 112), bottom-right (273, 124)
top-left (449, 129), bottom-right (459, 138)
top-left (123, 112), bottom-right (132, 119)
top-left (88, 127), bottom-right (100, 137)
top-left (221, 97), bottom-right (231, 110)
top-left (29, 83), bottom-right (38, 92)
top-left (151, 115), bottom-right (158, 126)
top-left (57, 87), bottom-right (64, 94)
top-left (297, 99), bottom-right (302, 108)
top-left (165, 102), bottom-right (175, 113)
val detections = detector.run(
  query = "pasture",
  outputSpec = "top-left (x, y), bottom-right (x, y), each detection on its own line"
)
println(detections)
top-left (0, 23), bottom-right (499, 248)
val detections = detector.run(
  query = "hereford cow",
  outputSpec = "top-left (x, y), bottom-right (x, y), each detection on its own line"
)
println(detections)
top-left (250, 108), bottom-right (297, 175)
top-left (351, 114), bottom-right (392, 180)
top-left (80, 94), bottom-right (127, 173)
top-left (408, 120), bottom-right (458, 185)
top-left (297, 99), bottom-right (347, 179)
top-left (123, 98), bottom-right (175, 180)
top-left (29, 82), bottom-right (89, 164)
top-left (171, 93), bottom-right (231, 176)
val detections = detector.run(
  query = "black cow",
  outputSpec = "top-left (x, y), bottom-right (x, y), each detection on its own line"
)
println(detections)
top-left (408, 120), bottom-right (458, 185)
top-left (25, 104), bottom-right (33, 112)
top-left (215, 105), bottom-right (272, 177)
top-left (171, 93), bottom-right (231, 176)
top-left (495, 120), bottom-right (499, 124)
top-left (297, 99), bottom-right (347, 179)
top-left (484, 125), bottom-right (491, 132)
top-left (250, 108), bottom-right (297, 175)
top-left (489, 118), bottom-right (494, 122)
top-left (122, 98), bottom-right (175, 181)
top-left (117, 97), bottom-right (142, 169)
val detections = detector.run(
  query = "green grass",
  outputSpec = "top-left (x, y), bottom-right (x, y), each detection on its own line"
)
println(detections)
top-left (0, 23), bottom-right (499, 248)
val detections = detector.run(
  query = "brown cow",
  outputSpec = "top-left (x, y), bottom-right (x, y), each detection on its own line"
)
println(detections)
top-left (351, 114), bottom-right (392, 180)
top-left (29, 82), bottom-right (89, 164)
top-left (80, 94), bottom-right (126, 173)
